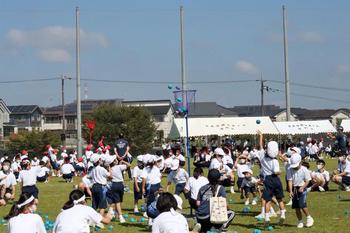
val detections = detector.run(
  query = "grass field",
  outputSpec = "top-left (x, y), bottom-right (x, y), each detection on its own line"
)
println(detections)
top-left (0, 158), bottom-right (349, 233)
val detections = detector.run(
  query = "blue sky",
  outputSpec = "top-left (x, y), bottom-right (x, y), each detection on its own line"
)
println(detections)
top-left (1, 0), bottom-right (350, 109)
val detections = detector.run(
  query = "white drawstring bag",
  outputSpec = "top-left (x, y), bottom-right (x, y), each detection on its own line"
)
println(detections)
top-left (210, 185), bottom-right (228, 224)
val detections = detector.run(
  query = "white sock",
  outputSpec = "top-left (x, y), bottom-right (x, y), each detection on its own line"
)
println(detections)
top-left (265, 212), bottom-right (270, 221)
top-left (280, 209), bottom-right (286, 218)
top-left (270, 207), bottom-right (276, 214)
top-left (261, 207), bottom-right (265, 215)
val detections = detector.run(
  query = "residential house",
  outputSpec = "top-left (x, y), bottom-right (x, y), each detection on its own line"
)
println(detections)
top-left (185, 102), bottom-right (238, 118)
top-left (7, 105), bottom-right (43, 133)
top-left (0, 99), bottom-right (10, 140)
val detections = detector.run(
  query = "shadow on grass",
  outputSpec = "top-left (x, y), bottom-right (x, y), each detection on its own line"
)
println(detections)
top-left (233, 222), bottom-right (295, 230)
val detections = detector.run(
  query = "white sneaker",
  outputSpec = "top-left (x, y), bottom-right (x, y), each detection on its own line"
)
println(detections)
top-left (108, 208), bottom-right (115, 218)
top-left (119, 215), bottom-right (126, 223)
top-left (252, 199), bottom-right (257, 205)
top-left (193, 223), bottom-right (201, 233)
top-left (143, 212), bottom-right (148, 218)
top-left (244, 199), bottom-right (250, 205)
top-left (134, 206), bottom-right (139, 213)
top-left (345, 186), bottom-right (350, 192)
top-left (230, 186), bottom-right (235, 194)
top-left (255, 213), bottom-right (264, 219)
top-left (297, 221), bottom-right (304, 228)
top-left (318, 186), bottom-right (325, 192)
top-left (286, 199), bottom-right (293, 206)
top-left (306, 216), bottom-right (314, 227)
top-left (306, 187), bottom-right (312, 193)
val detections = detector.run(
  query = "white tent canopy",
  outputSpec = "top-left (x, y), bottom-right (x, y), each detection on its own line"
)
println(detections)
top-left (274, 120), bottom-right (336, 135)
top-left (168, 116), bottom-right (279, 138)
top-left (341, 119), bottom-right (350, 132)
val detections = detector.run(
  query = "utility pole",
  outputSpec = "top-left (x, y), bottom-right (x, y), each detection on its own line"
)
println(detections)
top-left (282, 5), bottom-right (291, 121)
top-left (61, 75), bottom-right (72, 147)
top-left (260, 74), bottom-right (266, 116)
top-left (76, 6), bottom-right (82, 157)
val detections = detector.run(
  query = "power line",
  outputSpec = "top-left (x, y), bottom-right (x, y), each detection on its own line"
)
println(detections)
top-left (268, 79), bottom-right (350, 92)
top-left (0, 77), bottom-right (60, 84)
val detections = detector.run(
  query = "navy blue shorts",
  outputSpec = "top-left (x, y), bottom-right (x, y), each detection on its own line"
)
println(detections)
top-left (51, 161), bottom-right (59, 170)
top-left (62, 173), bottom-right (74, 180)
top-left (91, 184), bottom-right (108, 210)
top-left (292, 188), bottom-right (307, 209)
top-left (237, 177), bottom-right (244, 188)
top-left (37, 174), bottom-right (48, 182)
top-left (22, 185), bottom-right (39, 199)
top-left (175, 183), bottom-right (186, 195)
top-left (262, 175), bottom-right (284, 202)
top-left (243, 185), bottom-right (257, 194)
top-left (134, 182), bottom-right (143, 201)
top-left (342, 176), bottom-right (350, 186)
top-left (107, 182), bottom-right (124, 203)
top-left (146, 183), bottom-right (161, 205)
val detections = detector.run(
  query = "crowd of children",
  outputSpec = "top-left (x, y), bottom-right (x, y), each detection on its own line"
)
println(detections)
top-left (1, 127), bottom-right (350, 233)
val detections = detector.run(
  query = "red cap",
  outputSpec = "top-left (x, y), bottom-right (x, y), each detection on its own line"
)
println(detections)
top-left (86, 144), bottom-right (92, 151)
top-left (78, 157), bottom-right (83, 162)
top-left (21, 150), bottom-right (28, 155)
top-left (106, 145), bottom-right (111, 150)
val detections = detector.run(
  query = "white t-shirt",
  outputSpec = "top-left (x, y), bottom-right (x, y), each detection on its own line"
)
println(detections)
top-left (53, 204), bottom-right (103, 233)
top-left (111, 165), bottom-right (127, 183)
top-left (31, 160), bottom-right (40, 167)
top-left (258, 150), bottom-right (280, 177)
top-left (18, 167), bottom-right (41, 186)
top-left (82, 175), bottom-right (93, 188)
top-left (11, 162), bottom-right (20, 173)
top-left (167, 168), bottom-right (189, 185)
top-left (209, 158), bottom-right (221, 170)
top-left (312, 170), bottom-right (330, 182)
top-left (222, 155), bottom-right (233, 165)
top-left (236, 164), bottom-right (250, 178)
top-left (141, 166), bottom-right (161, 185)
top-left (156, 156), bottom-right (165, 170)
top-left (163, 157), bottom-right (173, 169)
top-left (41, 156), bottom-right (50, 164)
top-left (185, 176), bottom-right (209, 199)
top-left (241, 177), bottom-right (257, 188)
top-left (152, 211), bottom-right (189, 233)
top-left (37, 167), bottom-right (50, 178)
top-left (85, 151), bottom-right (93, 160)
top-left (61, 164), bottom-right (75, 175)
top-left (0, 171), bottom-right (16, 188)
top-left (287, 166), bottom-right (311, 187)
top-left (89, 166), bottom-right (110, 185)
top-left (7, 213), bottom-right (46, 233)
top-left (101, 154), bottom-right (116, 166)
top-left (132, 166), bottom-right (143, 183)
top-left (338, 160), bottom-right (350, 177)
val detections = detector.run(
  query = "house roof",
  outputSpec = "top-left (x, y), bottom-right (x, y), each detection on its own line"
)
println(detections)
top-left (8, 105), bottom-right (41, 114)
top-left (0, 99), bottom-right (10, 114)
top-left (184, 102), bottom-right (237, 117)
top-left (229, 105), bottom-right (281, 117)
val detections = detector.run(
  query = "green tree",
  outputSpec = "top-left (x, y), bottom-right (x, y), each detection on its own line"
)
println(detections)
top-left (83, 104), bottom-right (157, 156)
top-left (6, 130), bottom-right (61, 156)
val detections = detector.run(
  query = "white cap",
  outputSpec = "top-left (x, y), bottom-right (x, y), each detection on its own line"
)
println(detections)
top-left (137, 155), bottom-right (144, 162)
top-left (214, 148), bottom-right (225, 156)
top-left (242, 168), bottom-right (253, 175)
top-left (290, 147), bottom-right (301, 155)
top-left (142, 154), bottom-right (154, 164)
top-left (173, 194), bottom-right (183, 210)
top-left (267, 141), bottom-right (279, 158)
top-left (90, 153), bottom-right (101, 163)
top-left (170, 159), bottom-right (180, 170)
top-left (290, 154), bottom-right (302, 168)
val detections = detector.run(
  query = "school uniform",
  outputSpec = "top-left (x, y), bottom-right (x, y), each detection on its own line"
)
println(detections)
top-left (141, 166), bottom-right (162, 205)
top-left (163, 157), bottom-right (173, 174)
top-left (53, 204), bottom-right (103, 233)
top-left (7, 213), bottom-right (46, 233)
top-left (311, 169), bottom-right (330, 190)
top-left (89, 165), bottom-right (110, 210)
top-left (236, 164), bottom-right (250, 189)
top-left (18, 167), bottom-right (41, 198)
top-left (241, 177), bottom-right (257, 194)
top-left (223, 155), bottom-right (234, 169)
top-left (287, 166), bottom-right (311, 209)
top-left (75, 162), bottom-right (86, 172)
top-left (37, 167), bottom-right (50, 182)
top-left (184, 176), bottom-right (209, 209)
top-left (258, 152), bottom-right (284, 202)
top-left (209, 158), bottom-right (221, 170)
top-left (338, 160), bottom-right (350, 186)
top-left (41, 156), bottom-right (50, 165)
top-left (0, 171), bottom-right (16, 196)
top-left (167, 168), bottom-right (189, 195)
top-left (11, 161), bottom-right (20, 179)
top-left (61, 163), bottom-right (75, 180)
top-left (31, 159), bottom-right (40, 167)
top-left (107, 164), bottom-right (127, 204)
top-left (132, 166), bottom-right (144, 201)
top-left (152, 211), bottom-right (190, 233)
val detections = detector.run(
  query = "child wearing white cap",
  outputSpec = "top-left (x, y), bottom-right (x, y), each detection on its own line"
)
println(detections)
top-left (166, 159), bottom-right (189, 196)
top-left (133, 155), bottom-right (145, 213)
top-left (287, 153), bottom-right (314, 228)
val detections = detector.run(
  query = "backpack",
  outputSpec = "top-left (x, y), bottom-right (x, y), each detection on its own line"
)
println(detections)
top-left (209, 185), bottom-right (228, 224)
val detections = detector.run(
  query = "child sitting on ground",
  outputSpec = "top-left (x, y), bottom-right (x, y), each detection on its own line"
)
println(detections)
top-left (36, 161), bottom-right (50, 183)
top-left (308, 159), bottom-right (330, 192)
top-left (61, 157), bottom-right (76, 183)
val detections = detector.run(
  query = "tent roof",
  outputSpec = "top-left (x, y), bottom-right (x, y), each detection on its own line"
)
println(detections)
top-left (341, 119), bottom-right (350, 132)
top-left (168, 116), bottom-right (278, 138)
top-left (274, 120), bottom-right (336, 135)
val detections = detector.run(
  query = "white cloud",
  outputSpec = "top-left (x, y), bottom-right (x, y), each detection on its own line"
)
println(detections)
top-left (38, 49), bottom-right (71, 63)
top-left (336, 64), bottom-right (350, 74)
top-left (5, 26), bottom-right (107, 62)
top-left (235, 60), bottom-right (258, 74)
top-left (297, 31), bottom-right (324, 43)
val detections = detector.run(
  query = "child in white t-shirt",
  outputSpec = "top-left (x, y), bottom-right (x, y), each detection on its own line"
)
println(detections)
top-left (18, 159), bottom-right (41, 202)
top-left (37, 161), bottom-right (50, 183)
top-left (60, 158), bottom-right (76, 183)
top-left (166, 159), bottom-right (189, 196)
top-left (133, 155), bottom-right (145, 213)
top-left (240, 168), bottom-right (258, 206)
top-left (309, 159), bottom-right (330, 192)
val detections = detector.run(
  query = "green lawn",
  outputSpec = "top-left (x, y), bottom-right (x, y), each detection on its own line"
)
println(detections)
top-left (0, 158), bottom-right (349, 233)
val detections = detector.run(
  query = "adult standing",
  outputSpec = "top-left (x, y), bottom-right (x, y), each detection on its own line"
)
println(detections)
top-left (328, 126), bottom-right (348, 154)
top-left (114, 133), bottom-right (132, 180)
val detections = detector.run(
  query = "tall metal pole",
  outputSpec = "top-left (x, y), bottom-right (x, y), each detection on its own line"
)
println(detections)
top-left (180, 6), bottom-right (191, 177)
top-left (282, 5), bottom-right (291, 121)
top-left (76, 7), bottom-right (82, 157)
top-left (61, 75), bottom-right (66, 147)
top-left (260, 73), bottom-right (264, 116)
